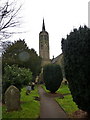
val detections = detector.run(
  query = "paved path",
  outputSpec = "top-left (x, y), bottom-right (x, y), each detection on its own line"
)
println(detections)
top-left (38, 86), bottom-right (69, 118)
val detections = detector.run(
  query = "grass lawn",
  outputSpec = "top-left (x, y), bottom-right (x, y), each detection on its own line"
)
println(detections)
top-left (42, 84), bottom-right (70, 94)
top-left (42, 84), bottom-right (49, 92)
top-left (56, 84), bottom-right (79, 117)
top-left (2, 85), bottom-right (40, 118)
top-left (56, 95), bottom-right (79, 117)
top-left (42, 84), bottom-right (79, 117)
top-left (57, 84), bottom-right (71, 94)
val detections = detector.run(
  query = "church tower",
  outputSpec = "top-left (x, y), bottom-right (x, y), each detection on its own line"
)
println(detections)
top-left (39, 19), bottom-right (50, 66)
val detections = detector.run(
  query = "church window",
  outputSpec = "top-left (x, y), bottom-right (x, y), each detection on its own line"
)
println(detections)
top-left (44, 35), bottom-right (47, 40)
top-left (40, 35), bottom-right (43, 41)
top-left (41, 44), bottom-right (43, 49)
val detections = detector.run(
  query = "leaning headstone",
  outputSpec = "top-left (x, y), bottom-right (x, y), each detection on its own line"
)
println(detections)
top-left (5, 85), bottom-right (21, 112)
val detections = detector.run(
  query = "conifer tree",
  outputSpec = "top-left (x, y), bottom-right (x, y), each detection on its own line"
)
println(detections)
top-left (62, 26), bottom-right (90, 114)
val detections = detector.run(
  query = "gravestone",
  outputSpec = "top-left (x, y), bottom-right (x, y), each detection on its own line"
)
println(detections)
top-left (5, 85), bottom-right (21, 112)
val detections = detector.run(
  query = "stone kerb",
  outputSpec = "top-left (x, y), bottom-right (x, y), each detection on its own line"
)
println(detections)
top-left (5, 85), bottom-right (21, 112)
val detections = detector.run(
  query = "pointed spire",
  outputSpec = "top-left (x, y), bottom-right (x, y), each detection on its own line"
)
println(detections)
top-left (42, 18), bottom-right (45, 31)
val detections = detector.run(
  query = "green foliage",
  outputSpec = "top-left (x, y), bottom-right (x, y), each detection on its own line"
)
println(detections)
top-left (57, 84), bottom-right (71, 94)
top-left (1, 41), bottom-right (12, 53)
top-left (56, 95), bottom-right (78, 116)
top-left (61, 26), bottom-right (90, 112)
top-left (2, 86), bottom-right (40, 118)
top-left (2, 65), bottom-right (32, 94)
top-left (43, 64), bottom-right (63, 93)
top-left (2, 39), bottom-right (42, 79)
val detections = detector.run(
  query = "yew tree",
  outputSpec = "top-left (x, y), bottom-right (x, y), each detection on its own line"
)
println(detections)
top-left (62, 26), bottom-right (90, 114)
top-left (43, 64), bottom-right (63, 93)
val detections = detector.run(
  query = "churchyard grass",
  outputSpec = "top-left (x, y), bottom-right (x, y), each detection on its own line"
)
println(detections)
top-left (56, 84), bottom-right (79, 116)
top-left (56, 94), bottom-right (79, 117)
top-left (42, 84), bottom-right (49, 92)
top-left (42, 83), bottom-right (71, 94)
top-left (2, 85), bottom-right (40, 118)
top-left (42, 84), bottom-right (79, 116)
top-left (57, 84), bottom-right (71, 94)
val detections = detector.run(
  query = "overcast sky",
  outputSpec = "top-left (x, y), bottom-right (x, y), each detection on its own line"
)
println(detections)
top-left (9, 0), bottom-right (89, 59)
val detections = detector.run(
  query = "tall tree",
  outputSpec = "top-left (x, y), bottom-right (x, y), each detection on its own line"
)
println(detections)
top-left (2, 39), bottom-right (42, 80)
top-left (61, 26), bottom-right (90, 115)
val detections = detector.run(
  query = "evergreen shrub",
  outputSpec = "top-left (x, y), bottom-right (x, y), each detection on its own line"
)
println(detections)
top-left (43, 64), bottom-right (63, 93)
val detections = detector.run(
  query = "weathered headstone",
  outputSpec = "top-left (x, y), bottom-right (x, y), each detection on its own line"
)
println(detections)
top-left (5, 85), bottom-right (21, 112)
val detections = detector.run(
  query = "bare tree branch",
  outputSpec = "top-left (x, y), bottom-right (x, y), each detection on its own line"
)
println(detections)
top-left (0, 0), bottom-right (22, 40)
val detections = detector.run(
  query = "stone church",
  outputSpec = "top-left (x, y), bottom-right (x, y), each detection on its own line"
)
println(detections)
top-left (39, 19), bottom-right (63, 67)
top-left (38, 19), bottom-right (65, 83)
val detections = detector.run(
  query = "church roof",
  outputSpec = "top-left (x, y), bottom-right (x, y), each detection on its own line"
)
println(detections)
top-left (51, 53), bottom-right (63, 64)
